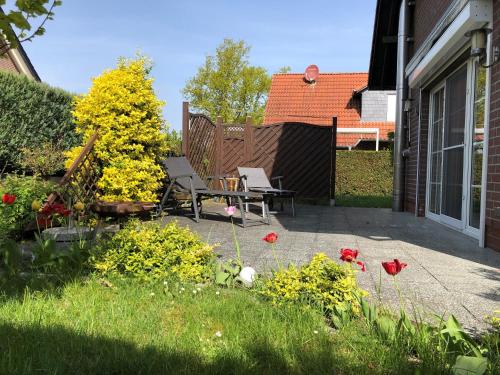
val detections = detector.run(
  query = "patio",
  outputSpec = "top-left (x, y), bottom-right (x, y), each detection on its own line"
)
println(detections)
top-left (163, 202), bottom-right (500, 331)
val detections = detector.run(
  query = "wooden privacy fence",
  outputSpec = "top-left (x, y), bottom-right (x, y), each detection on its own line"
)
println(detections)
top-left (182, 102), bottom-right (337, 199)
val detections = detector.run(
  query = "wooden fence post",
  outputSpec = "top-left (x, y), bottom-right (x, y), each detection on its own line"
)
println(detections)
top-left (244, 116), bottom-right (254, 166)
top-left (215, 116), bottom-right (224, 177)
top-left (182, 102), bottom-right (190, 158)
top-left (330, 117), bottom-right (338, 206)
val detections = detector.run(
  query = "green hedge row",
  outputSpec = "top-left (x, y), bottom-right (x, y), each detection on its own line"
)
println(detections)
top-left (0, 70), bottom-right (79, 169)
top-left (335, 151), bottom-right (393, 197)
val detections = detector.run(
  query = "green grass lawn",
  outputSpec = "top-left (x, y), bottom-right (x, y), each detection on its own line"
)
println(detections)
top-left (336, 195), bottom-right (392, 208)
top-left (0, 276), bottom-right (424, 375)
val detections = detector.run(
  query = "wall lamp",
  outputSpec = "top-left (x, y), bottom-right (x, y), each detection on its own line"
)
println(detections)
top-left (465, 28), bottom-right (499, 68)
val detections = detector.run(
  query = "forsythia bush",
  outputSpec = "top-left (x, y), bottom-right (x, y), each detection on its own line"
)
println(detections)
top-left (91, 220), bottom-right (215, 282)
top-left (68, 56), bottom-right (168, 202)
top-left (262, 253), bottom-right (365, 314)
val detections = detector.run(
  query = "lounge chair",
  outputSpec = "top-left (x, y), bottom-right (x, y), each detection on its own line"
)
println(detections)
top-left (237, 167), bottom-right (296, 217)
top-left (159, 157), bottom-right (270, 227)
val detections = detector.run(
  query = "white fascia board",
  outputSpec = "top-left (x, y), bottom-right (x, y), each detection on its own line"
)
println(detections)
top-left (408, 0), bottom-right (492, 88)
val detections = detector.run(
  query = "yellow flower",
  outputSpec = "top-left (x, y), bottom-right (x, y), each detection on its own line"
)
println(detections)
top-left (74, 201), bottom-right (85, 211)
top-left (31, 200), bottom-right (42, 212)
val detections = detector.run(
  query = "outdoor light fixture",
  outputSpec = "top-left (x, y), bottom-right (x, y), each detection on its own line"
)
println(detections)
top-left (465, 27), bottom-right (499, 67)
top-left (466, 28), bottom-right (488, 57)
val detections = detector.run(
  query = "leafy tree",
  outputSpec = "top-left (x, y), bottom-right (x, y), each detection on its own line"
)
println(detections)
top-left (183, 38), bottom-right (271, 124)
top-left (0, 0), bottom-right (61, 54)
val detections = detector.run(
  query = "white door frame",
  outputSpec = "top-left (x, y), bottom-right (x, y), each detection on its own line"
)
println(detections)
top-left (425, 60), bottom-right (481, 237)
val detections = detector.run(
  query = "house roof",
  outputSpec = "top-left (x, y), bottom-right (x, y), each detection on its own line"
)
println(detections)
top-left (263, 71), bottom-right (395, 147)
top-left (263, 72), bottom-right (370, 127)
top-left (0, 7), bottom-right (40, 81)
top-left (368, 0), bottom-right (399, 90)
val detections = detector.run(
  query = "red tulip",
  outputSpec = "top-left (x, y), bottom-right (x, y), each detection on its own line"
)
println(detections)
top-left (340, 248), bottom-right (359, 262)
top-left (356, 261), bottom-right (366, 272)
top-left (40, 203), bottom-right (71, 217)
top-left (2, 193), bottom-right (16, 205)
top-left (340, 248), bottom-right (365, 272)
top-left (382, 259), bottom-right (407, 276)
top-left (262, 232), bottom-right (278, 243)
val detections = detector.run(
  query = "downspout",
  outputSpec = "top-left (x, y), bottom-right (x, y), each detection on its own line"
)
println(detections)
top-left (393, 0), bottom-right (409, 211)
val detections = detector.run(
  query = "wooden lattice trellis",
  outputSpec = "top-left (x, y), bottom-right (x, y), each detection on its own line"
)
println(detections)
top-left (47, 132), bottom-right (101, 208)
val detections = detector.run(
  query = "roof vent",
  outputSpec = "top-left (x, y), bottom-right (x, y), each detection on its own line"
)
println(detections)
top-left (304, 65), bottom-right (319, 83)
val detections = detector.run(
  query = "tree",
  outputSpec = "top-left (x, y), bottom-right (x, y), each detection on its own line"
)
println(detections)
top-left (67, 56), bottom-right (168, 203)
top-left (0, 0), bottom-right (61, 55)
top-left (183, 39), bottom-right (271, 124)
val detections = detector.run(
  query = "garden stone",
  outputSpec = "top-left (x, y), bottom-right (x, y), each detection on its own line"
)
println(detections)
top-left (42, 227), bottom-right (94, 243)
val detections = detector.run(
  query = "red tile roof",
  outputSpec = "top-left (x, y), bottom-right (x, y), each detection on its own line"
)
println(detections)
top-left (263, 72), bottom-right (394, 147)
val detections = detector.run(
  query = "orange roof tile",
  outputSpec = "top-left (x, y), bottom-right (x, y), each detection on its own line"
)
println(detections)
top-left (263, 72), bottom-right (395, 147)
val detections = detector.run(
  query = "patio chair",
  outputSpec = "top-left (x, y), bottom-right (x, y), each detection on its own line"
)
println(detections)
top-left (159, 157), bottom-right (270, 227)
top-left (237, 167), bottom-right (296, 217)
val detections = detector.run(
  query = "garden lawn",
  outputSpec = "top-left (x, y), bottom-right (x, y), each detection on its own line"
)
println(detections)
top-left (0, 276), bottom-right (422, 375)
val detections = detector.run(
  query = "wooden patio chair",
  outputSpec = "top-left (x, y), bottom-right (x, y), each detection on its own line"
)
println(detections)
top-left (159, 157), bottom-right (270, 227)
top-left (237, 167), bottom-right (296, 217)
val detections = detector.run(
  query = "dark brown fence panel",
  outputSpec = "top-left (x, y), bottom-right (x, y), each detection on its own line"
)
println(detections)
top-left (252, 123), bottom-right (334, 199)
top-left (185, 112), bottom-right (217, 185)
top-left (222, 124), bottom-right (245, 176)
top-left (182, 102), bottom-right (336, 199)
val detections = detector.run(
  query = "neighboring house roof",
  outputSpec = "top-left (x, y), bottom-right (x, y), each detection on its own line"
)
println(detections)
top-left (263, 72), bottom-right (394, 147)
top-left (0, 7), bottom-right (41, 80)
top-left (264, 72), bottom-right (369, 126)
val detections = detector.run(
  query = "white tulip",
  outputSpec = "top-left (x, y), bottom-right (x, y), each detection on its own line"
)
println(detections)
top-left (239, 267), bottom-right (257, 286)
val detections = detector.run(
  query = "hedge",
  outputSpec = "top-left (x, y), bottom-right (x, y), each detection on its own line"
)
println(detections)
top-left (335, 151), bottom-right (393, 197)
top-left (0, 70), bottom-right (79, 169)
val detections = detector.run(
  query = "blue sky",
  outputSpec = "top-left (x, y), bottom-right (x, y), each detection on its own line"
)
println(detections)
top-left (19, 0), bottom-right (377, 130)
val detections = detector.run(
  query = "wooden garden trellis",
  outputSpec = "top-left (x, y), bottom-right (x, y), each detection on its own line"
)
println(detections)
top-left (182, 102), bottom-right (337, 200)
top-left (47, 132), bottom-right (101, 208)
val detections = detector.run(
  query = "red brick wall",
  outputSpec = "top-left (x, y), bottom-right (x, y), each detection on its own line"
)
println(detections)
top-left (405, 0), bottom-right (500, 251)
top-left (485, 0), bottom-right (500, 250)
top-left (411, 0), bottom-right (455, 55)
top-left (0, 52), bottom-right (20, 74)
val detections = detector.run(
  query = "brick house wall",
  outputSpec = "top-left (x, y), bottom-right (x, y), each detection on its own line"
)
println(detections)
top-left (485, 0), bottom-right (500, 249)
top-left (404, 0), bottom-right (499, 251)
top-left (411, 0), bottom-right (455, 53)
top-left (0, 52), bottom-right (20, 74)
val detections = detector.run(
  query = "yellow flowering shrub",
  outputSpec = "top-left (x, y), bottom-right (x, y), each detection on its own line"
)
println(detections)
top-left (68, 56), bottom-right (168, 202)
top-left (91, 220), bottom-right (215, 282)
top-left (262, 253), bottom-right (366, 314)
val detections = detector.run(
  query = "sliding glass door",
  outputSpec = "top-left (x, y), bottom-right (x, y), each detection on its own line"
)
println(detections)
top-left (441, 65), bottom-right (467, 226)
top-left (427, 60), bottom-right (486, 236)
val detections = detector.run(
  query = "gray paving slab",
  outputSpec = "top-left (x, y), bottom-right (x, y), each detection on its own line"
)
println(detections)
top-left (161, 202), bottom-right (500, 331)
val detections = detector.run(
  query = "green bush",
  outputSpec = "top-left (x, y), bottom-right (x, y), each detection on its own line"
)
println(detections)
top-left (261, 253), bottom-right (366, 315)
top-left (91, 220), bottom-right (215, 282)
top-left (0, 70), bottom-right (79, 169)
top-left (335, 151), bottom-right (393, 197)
top-left (0, 175), bottom-right (55, 245)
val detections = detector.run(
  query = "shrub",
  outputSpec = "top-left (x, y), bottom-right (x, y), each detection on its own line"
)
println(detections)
top-left (335, 151), bottom-right (393, 197)
top-left (262, 253), bottom-right (365, 314)
top-left (0, 175), bottom-right (55, 245)
top-left (68, 56), bottom-right (168, 202)
top-left (0, 70), bottom-right (78, 170)
top-left (20, 142), bottom-right (67, 176)
top-left (91, 220), bottom-right (215, 282)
